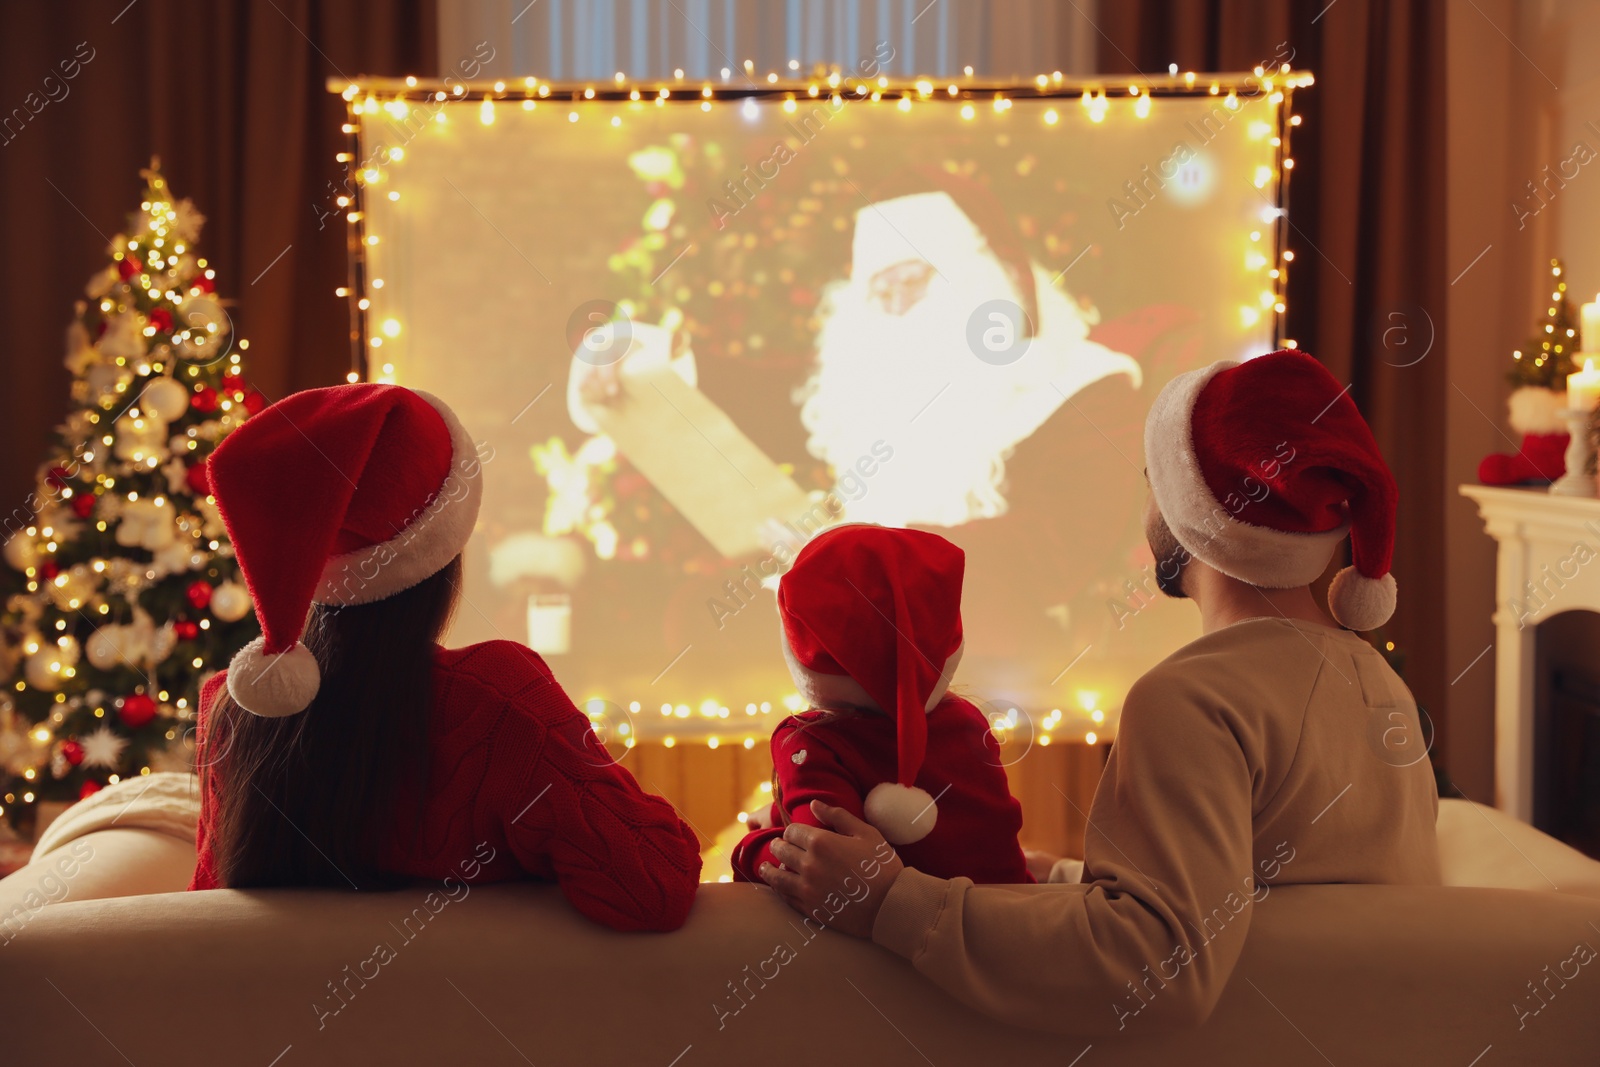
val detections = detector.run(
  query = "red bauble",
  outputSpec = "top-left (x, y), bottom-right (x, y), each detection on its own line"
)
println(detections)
top-left (242, 388), bottom-right (266, 415)
top-left (40, 560), bottom-right (60, 582)
top-left (119, 693), bottom-right (159, 729)
top-left (191, 275), bottom-right (215, 293)
top-left (71, 492), bottom-right (97, 518)
top-left (174, 620), bottom-right (199, 640)
top-left (191, 385), bottom-right (219, 413)
top-left (118, 256), bottom-right (142, 280)
top-left (46, 465), bottom-right (71, 489)
top-left (78, 780), bottom-right (102, 800)
top-left (185, 459), bottom-right (211, 495)
top-left (61, 739), bottom-right (85, 766)
top-left (186, 579), bottom-right (213, 610)
top-left (148, 307), bottom-right (174, 332)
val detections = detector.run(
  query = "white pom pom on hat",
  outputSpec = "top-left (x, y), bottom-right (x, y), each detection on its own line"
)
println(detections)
top-left (1144, 350), bottom-right (1400, 631)
top-left (226, 637), bottom-right (322, 719)
top-left (864, 782), bottom-right (938, 844)
top-left (1327, 568), bottom-right (1398, 633)
top-left (209, 384), bottom-right (483, 717)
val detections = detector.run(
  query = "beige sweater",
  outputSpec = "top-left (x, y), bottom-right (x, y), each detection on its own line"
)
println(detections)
top-left (872, 617), bottom-right (1440, 1035)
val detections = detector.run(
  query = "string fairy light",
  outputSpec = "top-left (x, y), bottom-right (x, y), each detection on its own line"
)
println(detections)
top-left (329, 62), bottom-right (1304, 455)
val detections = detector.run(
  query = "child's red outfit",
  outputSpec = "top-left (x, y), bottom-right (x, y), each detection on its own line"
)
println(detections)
top-left (731, 696), bottom-right (1032, 883)
top-left (732, 524), bottom-right (1032, 885)
top-left (189, 383), bottom-right (701, 932)
top-left (190, 641), bottom-right (703, 931)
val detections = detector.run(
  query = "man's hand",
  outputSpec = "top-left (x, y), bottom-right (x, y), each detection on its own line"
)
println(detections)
top-left (759, 801), bottom-right (905, 939)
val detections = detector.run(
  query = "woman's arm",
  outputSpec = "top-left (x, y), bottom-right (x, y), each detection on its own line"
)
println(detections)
top-left (501, 698), bottom-right (702, 932)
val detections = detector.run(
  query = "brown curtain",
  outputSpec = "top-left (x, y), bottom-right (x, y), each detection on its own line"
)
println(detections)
top-left (0, 0), bottom-right (436, 510)
top-left (1093, 2), bottom-right (1452, 759)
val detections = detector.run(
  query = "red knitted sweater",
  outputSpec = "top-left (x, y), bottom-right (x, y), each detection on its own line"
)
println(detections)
top-left (189, 640), bottom-right (702, 931)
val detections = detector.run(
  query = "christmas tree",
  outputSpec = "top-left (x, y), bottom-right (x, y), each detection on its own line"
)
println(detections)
top-left (0, 163), bottom-right (261, 829)
top-left (1508, 259), bottom-right (1581, 389)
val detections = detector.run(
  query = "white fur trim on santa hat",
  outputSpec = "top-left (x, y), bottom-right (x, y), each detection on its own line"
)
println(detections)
top-left (314, 391), bottom-right (483, 606)
top-left (781, 638), bottom-right (964, 714)
top-left (227, 636), bottom-right (322, 718)
top-left (1145, 362), bottom-right (1349, 589)
top-left (1327, 566), bottom-right (1397, 631)
top-left (1507, 385), bottom-right (1569, 436)
top-left (863, 781), bottom-right (938, 844)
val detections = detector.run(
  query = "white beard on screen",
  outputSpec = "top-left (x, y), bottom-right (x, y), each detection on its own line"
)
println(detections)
top-left (797, 261), bottom-right (1141, 530)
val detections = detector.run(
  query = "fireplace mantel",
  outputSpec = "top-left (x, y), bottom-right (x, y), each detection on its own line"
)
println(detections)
top-left (1460, 484), bottom-right (1600, 820)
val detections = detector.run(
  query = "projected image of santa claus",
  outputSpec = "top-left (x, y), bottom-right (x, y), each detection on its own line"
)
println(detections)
top-left (797, 184), bottom-right (1142, 531)
top-left (565, 170), bottom-right (1189, 688)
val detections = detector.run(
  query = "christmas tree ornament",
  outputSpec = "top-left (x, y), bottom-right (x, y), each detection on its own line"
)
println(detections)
top-left (184, 458), bottom-right (211, 495)
top-left (79, 725), bottom-right (130, 770)
top-left (112, 412), bottom-right (169, 465)
top-left (60, 738), bottom-right (84, 766)
top-left (78, 780), bottom-right (102, 800)
top-left (191, 384), bottom-right (219, 413)
top-left (141, 376), bottom-right (191, 421)
top-left (173, 620), bottom-right (200, 640)
top-left (117, 694), bottom-right (159, 729)
top-left (24, 648), bottom-right (66, 691)
top-left (114, 497), bottom-right (178, 550)
top-left (85, 626), bottom-right (125, 671)
top-left (208, 581), bottom-right (251, 622)
top-left (186, 579), bottom-right (213, 610)
top-left (2, 534), bottom-right (36, 572)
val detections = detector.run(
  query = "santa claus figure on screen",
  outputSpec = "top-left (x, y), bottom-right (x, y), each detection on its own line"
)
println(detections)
top-left (567, 170), bottom-right (1187, 687)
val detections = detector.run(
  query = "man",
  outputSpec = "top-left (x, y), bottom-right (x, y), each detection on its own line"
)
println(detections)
top-left (758, 349), bottom-right (1440, 1034)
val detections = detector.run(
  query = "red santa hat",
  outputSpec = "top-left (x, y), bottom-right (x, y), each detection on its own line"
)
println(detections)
top-left (1144, 349), bottom-right (1399, 631)
top-left (777, 524), bottom-right (964, 844)
top-left (207, 384), bottom-right (482, 717)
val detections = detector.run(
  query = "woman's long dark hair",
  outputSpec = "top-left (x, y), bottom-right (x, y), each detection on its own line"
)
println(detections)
top-left (200, 554), bottom-right (462, 889)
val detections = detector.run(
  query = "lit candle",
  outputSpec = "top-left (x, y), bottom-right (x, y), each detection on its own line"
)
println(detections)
top-left (1583, 298), bottom-right (1600, 353)
top-left (1568, 357), bottom-right (1600, 411)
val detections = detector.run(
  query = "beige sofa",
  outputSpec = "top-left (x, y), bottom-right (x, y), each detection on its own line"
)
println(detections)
top-left (3, 782), bottom-right (1598, 1066)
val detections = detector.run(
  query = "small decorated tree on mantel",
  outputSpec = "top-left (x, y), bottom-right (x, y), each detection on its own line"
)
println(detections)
top-left (0, 162), bottom-right (262, 832)
top-left (1479, 258), bottom-right (1581, 486)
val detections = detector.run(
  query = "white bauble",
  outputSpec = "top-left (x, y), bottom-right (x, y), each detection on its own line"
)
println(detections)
top-left (98, 310), bottom-right (147, 361)
top-left (2, 534), bottom-right (36, 571)
top-left (179, 294), bottom-right (224, 331)
top-left (85, 361), bottom-right (134, 400)
top-left (56, 634), bottom-right (81, 667)
top-left (24, 648), bottom-right (64, 691)
top-left (113, 413), bottom-right (169, 465)
top-left (141, 376), bottom-right (190, 421)
top-left (209, 581), bottom-right (252, 622)
top-left (86, 626), bottom-right (126, 670)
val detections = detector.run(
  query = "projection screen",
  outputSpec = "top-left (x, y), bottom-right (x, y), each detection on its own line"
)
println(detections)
top-left (346, 73), bottom-right (1296, 744)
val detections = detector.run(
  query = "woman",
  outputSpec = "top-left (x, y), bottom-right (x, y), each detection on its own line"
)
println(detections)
top-left (191, 383), bottom-right (700, 932)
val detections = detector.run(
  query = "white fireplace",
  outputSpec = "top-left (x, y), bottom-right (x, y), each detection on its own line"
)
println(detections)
top-left (1461, 484), bottom-right (1600, 821)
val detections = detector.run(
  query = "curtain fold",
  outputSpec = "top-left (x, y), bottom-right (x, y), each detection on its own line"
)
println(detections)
top-left (1093, 0), bottom-right (1452, 765)
top-left (0, 0), bottom-right (436, 511)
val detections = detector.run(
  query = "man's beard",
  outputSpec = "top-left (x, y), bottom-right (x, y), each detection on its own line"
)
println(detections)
top-left (1145, 507), bottom-right (1191, 599)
